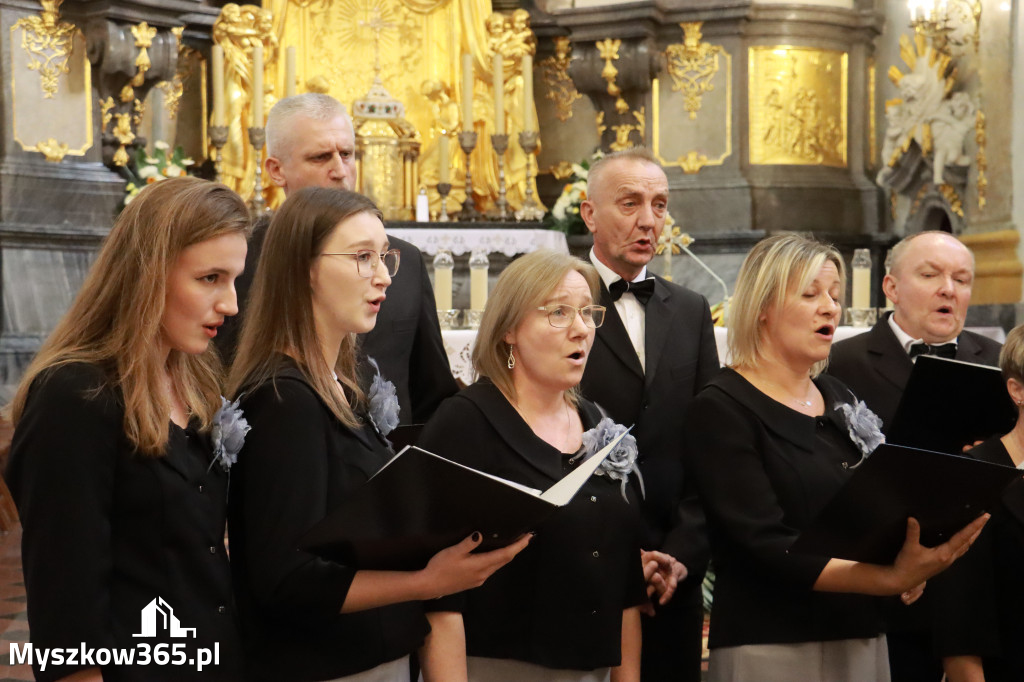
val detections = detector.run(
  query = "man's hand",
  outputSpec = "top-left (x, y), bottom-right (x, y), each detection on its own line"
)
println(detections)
top-left (641, 549), bottom-right (688, 615)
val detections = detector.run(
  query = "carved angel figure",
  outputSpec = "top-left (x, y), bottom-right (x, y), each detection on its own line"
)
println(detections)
top-left (929, 92), bottom-right (975, 186)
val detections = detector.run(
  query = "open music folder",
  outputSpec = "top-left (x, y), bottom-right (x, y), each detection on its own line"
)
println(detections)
top-left (790, 443), bottom-right (1021, 564)
top-left (299, 428), bottom-right (631, 570)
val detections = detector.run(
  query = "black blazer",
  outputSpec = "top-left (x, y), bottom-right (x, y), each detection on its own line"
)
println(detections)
top-left (228, 363), bottom-right (429, 681)
top-left (418, 380), bottom-right (647, 671)
top-left (6, 363), bottom-right (243, 681)
top-left (216, 211), bottom-right (457, 425)
top-left (681, 368), bottom-right (884, 648)
top-left (828, 313), bottom-right (1003, 433)
top-left (579, 273), bottom-right (719, 569)
top-left (929, 437), bottom-right (1024, 681)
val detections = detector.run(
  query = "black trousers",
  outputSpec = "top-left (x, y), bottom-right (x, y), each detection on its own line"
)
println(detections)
top-left (641, 575), bottom-right (705, 682)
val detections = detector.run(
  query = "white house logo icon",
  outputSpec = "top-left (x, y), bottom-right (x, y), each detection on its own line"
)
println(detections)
top-left (132, 597), bottom-right (196, 638)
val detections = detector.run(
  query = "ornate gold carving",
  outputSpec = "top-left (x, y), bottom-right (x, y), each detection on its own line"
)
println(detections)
top-left (129, 22), bottom-right (157, 87)
top-left (12, 0), bottom-right (77, 98)
top-left (548, 161), bottom-right (574, 180)
top-left (679, 151), bottom-right (709, 174)
top-left (749, 46), bottom-right (848, 167)
top-left (540, 37), bottom-right (582, 122)
top-left (910, 0), bottom-right (982, 55)
top-left (596, 111), bottom-right (607, 139)
top-left (111, 112), bottom-right (136, 166)
top-left (914, 182), bottom-right (963, 217)
top-left (100, 96), bottom-right (115, 130)
top-left (663, 22), bottom-right (723, 121)
top-left (158, 28), bottom-right (189, 120)
top-left (596, 38), bottom-right (628, 115)
top-left (609, 107), bottom-right (645, 152)
top-left (35, 137), bottom-right (69, 162)
top-left (975, 106), bottom-right (986, 210)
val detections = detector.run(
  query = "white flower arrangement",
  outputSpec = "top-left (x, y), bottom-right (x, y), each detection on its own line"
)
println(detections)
top-left (122, 141), bottom-right (195, 207)
top-left (547, 151), bottom-right (603, 235)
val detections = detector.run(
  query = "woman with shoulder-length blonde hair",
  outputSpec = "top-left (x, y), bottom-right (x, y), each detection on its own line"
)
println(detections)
top-left (418, 249), bottom-right (647, 682)
top-left (681, 232), bottom-right (989, 682)
top-left (226, 186), bottom-right (528, 682)
top-left (7, 176), bottom-right (250, 681)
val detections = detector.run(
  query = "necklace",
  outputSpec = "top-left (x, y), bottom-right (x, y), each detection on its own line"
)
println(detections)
top-left (512, 395), bottom-right (576, 452)
top-left (747, 372), bottom-right (816, 409)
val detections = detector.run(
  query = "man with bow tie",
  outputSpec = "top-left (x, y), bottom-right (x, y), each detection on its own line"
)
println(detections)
top-left (578, 148), bottom-right (719, 682)
top-left (828, 230), bottom-right (1001, 682)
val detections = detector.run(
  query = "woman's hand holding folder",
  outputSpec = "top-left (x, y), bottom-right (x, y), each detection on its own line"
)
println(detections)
top-left (419, 531), bottom-right (534, 600)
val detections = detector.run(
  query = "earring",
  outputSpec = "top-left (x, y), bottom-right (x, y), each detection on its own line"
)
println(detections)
top-left (507, 345), bottom-right (516, 370)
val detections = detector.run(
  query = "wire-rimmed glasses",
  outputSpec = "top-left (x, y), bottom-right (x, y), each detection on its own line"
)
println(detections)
top-left (536, 304), bottom-right (606, 329)
top-left (319, 249), bottom-right (401, 278)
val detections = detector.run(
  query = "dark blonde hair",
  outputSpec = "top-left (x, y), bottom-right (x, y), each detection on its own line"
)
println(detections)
top-left (8, 177), bottom-right (251, 455)
top-left (227, 187), bottom-right (383, 427)
top-left (473, 250), bottom-right (600, 404)
top-left (1000, 324), bottom-right (1024, 386)
top-left (728, 233), bottom-right (845, 377)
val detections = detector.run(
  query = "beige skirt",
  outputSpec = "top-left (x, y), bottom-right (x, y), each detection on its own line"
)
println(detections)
top-left (327, 655), bottom-right (410, 682)
top-left (709, 636), bottom-right (890, 682)
top-left (467, 656), bottom-right (611, 682)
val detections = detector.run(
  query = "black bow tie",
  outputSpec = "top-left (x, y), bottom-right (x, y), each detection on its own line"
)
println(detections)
top-left (909, 342), bottom-right (957, 359)
top-left (609, 278), bottom-right (655, 305)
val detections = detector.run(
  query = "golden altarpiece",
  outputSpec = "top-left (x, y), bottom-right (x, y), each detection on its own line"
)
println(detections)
top-left (214, 0), bottom-right (542, 217)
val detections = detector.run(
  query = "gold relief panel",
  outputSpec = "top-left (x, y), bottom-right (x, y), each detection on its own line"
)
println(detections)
top-left (748, 46), bottom-right (847, 167)
top-left (11, 20), bottom-right (92, 162)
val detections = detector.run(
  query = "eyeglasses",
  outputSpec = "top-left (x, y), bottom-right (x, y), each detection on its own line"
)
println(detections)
top-left (536, 304), bottom-right (606, 329)
top-left (319, 249), bottom-right (401, 278)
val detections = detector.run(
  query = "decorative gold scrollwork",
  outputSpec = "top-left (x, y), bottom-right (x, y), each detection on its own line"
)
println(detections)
top-left (130, 22), bottom-right (157, 87)
top-left (914, 183), bottom-right (963, 218)
top-left (663, 23), bottom-right (723, 121)
top-left (678, 150), bottom-right (709, 174)
top-left (540, 37), bottom-right (582, 123)
top-left (158, 27), bottom-right (188, 120)
top-left (609, 107), bottom-right (645, 152)
top-left (596, 111), bottom-right (606, 139)
top-left (101, 21), bottom-right (159, 167)
top-left (547, 160), bottom-right (574, 180)
top-left (12, 0), bottom-right (78, 98)
top-left (36, 137), bottom-right (69, 162)
top-left (596, 38), bottom-right (628, 115)
top-left (975, 107), bottom-right (986, 210)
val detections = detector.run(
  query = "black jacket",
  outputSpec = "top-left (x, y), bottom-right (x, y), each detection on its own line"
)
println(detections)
top-left (6, 363), bottom-right (243, 681)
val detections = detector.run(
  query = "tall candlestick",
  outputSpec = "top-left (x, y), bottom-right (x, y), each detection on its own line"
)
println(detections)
top-left (151, 87), bottom-right (165, 146)
top-left (285, 46), bottom-right (297, 98)
top-left (462, 53), bottom-right (474, 129)
top-left (522, 54), bottom-right (533, 130)
top-left (439, 135), bottom-right (450, 184)
top-left (851, 248), bottom-right (872, 309)
top-left (492, 52), bottom-right (504, 134)
top-left (252, 44), bottom-right (264, 126)
top-left (433, 251), bottom-right (454, 311)
top-left (211, 46), bottom-right (225, 127)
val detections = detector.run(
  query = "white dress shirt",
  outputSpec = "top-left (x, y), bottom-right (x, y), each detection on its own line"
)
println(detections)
top-left (591, 248), bottom-right (648, 372)
top-left (887, 313), bottom-right (957, 359)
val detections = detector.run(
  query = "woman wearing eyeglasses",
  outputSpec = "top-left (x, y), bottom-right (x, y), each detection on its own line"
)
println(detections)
top-left (417, 250), bottom-right (647, 682)
top-left (226, 187), bottom-right (529, 682)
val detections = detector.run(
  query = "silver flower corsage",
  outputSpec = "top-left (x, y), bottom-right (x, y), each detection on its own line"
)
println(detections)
top-left (366, 357), bottom-right (400, 437)
top-left (836, 399), bottom-right (885, 468)
top-left (580, 417), bottom-right (645, 502)
top-left (209, 396), bottom-right (250, 472)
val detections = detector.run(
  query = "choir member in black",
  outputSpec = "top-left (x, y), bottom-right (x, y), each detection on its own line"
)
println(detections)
top-left (6, 177), bottom-right (250, 681)
top-left (418, 249), bottom-right (647, 682)
top-left (225, 187), bottom-right (528, 682)
top-left (681, 233), bottom-right (988, 682)
top-left (935, 323), bottom-right (1024, 682)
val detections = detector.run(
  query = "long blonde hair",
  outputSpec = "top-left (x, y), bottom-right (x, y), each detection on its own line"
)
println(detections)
top-left (8, 177), bottom-right (251, 455)
top-left (227, 187), bottom-right (382, 427)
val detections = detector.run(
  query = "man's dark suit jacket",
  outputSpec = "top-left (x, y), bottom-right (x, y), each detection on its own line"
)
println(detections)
top-left (579, 271), bottom-right (719, 682)
top-left (216, 213), bottom-right (457, 425)
top-left (828, 312), bottom-right (1002, 433)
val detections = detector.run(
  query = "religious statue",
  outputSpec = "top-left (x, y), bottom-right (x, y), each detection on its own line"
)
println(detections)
top-left (929, 92), bottom-right (975, 186)
top-left (212, 3), bottom-right (277, 198)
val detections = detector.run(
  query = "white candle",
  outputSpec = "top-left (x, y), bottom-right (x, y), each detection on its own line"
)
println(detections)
top-left (471, 267), bottom-right (488, 310)
top-left (434, 268), bottom-right (452, 310)
top-left (522, 53), bottom-right (533, 131)
top-left (492, 52), bottom-right (504, 135)
top-left (252, 44), bottom-right (263, 127)
top-left (462, 53), bottom-right (474, 129)
top-left (285, 46), bottom-right (297, 98)
top-left (211, 45), bottom-right (225, 127)
top-left (852, 269), bottom-right (871, 309)
top-left (439, 135), bottom-right (450, 184)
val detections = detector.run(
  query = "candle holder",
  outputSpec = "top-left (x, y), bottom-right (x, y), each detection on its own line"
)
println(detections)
top-left (489, 133), bottom-right (509, 220)
top-left (458, 131), bottom-right (481, 221)
top-left (437, 182), bottom-right (452, 222)
top-left (209, 125), bottom-right (228, 184)
top-left (464, 309), bottom-right (485, 330)
top-left (514, 131), bottom-right (544, 222)
top-left (247, 126), bottom-right (267, 216)
top-left (437, 309), bottom-right (461, 330)
top-left (844, 307), bottom-right (878, 328)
